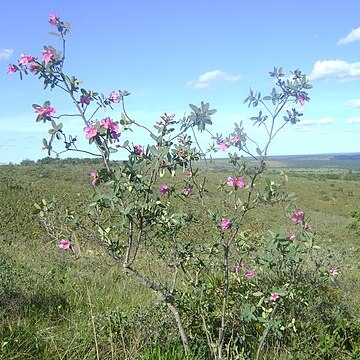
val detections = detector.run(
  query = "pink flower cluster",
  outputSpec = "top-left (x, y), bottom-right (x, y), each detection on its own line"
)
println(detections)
top-left (84, 118), bottom-right (121, 141)
top-left (8, 53), bottom-right (38, 74)
top-left (42, 48), bottom-right (56, 64)
top-left (19, 53), bottom-right (37, 66)
top-left (291, 210), bottom-right (304, 223)
top-left (227, 176), bottom-right (245, 189)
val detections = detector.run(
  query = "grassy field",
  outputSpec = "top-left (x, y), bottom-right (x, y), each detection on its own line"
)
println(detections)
top-left (0, 157), bottom-right (359, 359)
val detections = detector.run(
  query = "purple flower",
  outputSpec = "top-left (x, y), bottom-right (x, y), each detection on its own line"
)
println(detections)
top-left (80, 95), bottom-right (91, 105)
top-left (160, 184), bottom-right (169, 196)
top-left (182, 188), bottom-right (192, 196)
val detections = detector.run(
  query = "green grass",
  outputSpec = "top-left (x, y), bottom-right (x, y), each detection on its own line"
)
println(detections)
top-left (0, 161), bottom-right (359, 359)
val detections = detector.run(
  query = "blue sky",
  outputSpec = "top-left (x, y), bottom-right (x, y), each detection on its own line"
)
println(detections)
top-left (1, 0), bottom-right (360, 163)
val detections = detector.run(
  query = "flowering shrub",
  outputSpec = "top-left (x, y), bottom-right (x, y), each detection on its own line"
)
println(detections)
top-left (9, 12), bottom-right (347, 359)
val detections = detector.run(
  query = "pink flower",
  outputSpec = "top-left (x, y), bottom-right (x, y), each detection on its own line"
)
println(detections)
top-left (19, 53), bottom-right (36, 66)
top-left (297, 94), bottom-right (309, 106)
top-left (59, 239), bottom-right (72, 250)
top-left (101, 117), bottom-right (119, 132)
top-left (109, 91), bottom-right (120, 103)
top-left (49, 12), bottom-right (59, 27)
top-left (287, 234), bottom-right (296, 241)
top-left (270, 293), bottom-right (280, 302)
top-left (245, 269), bottom-right (255, 279)
top-left (182, 188), bottom-right (192, 196)
top-left (110, 131), bottom-right (121, 142)
top-left (329, 268), bottom-right (338, 277)
top-left (160, 184), bottom-right (169, 196)
top-left (230, 135), bottom-right (240, 144)
top-left (7, 64), bottom-right (17, 74)
top-left (84, 124), bottom-right (98, 139)
top-left (221, 218), bottom-right (232, 231)
top-left (35, 105), bottom-right (56, 118)
top-left (187, 170), bottom-right (193, 177)
top-left (218, 141), bottom-right (229, 152)
top-left (90, 171), bottom-right (98, 186)
top-left (134, 145), bottom-right (144, 155)
top-left (42, 49), bottom-right (55, 64)
top-left (291, 210), bottom-right (304, 223)
top-left (306, 223), bottom-right (313, 231)
top-left (227, 176), bottom-right (245, 189)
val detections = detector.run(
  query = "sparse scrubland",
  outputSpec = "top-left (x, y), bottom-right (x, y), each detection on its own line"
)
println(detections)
top-left (1, 159), bottom-right (359, 359)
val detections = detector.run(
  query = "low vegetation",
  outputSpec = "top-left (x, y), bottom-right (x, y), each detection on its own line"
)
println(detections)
top-left (1, 158), bottom-right (359, 359)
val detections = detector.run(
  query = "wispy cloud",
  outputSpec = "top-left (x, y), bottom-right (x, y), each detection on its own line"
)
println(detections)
top-left (298, 117), bottom-right (335, 126)
top-left (347, 98), bottom-right (360, 108)
top-left (338, 26), bottom-right (360, 45)
top-left (346, 117), bottom-right (360, 124)
top-left (0, 48), bottom-right (13, 60)
top-left (309, 60), bottom-right (360, 81)
top-left (187, 70), bottom-right (241, 89)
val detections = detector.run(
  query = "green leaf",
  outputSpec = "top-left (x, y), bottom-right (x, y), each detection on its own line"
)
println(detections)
top-left (48, 32), bottom-right (61, 37)
top-left (189, 104), bottom-right (200, 115)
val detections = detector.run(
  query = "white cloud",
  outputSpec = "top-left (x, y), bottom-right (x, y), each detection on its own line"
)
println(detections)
top-left (346, 117), bottom-right (360, 124)
top-left (187, 70), bottom-right (241, 89)
top-left (347, 98), bottom-right (360, 108)
top-left (338, 26), bottom-right (360, 45)
top-left (298, 117), bottom-right (334, 126)
top-left (309, 60), bottom-right (360, 81)
top-left (0, 48), bottom-right (13, 60)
